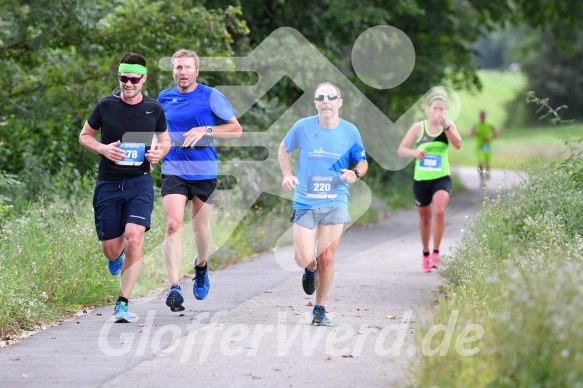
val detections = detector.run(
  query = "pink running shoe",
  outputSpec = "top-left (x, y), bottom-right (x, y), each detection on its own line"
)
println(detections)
top-left (422, 255), bottom-right (433, 272)
top-left (430, 252), bottom-right (440, 269)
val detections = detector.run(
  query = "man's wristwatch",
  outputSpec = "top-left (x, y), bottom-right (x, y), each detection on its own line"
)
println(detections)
top-left (353, 169), bottom-right (361, 179)
top-left (206, 126), bottom-right (213, 135)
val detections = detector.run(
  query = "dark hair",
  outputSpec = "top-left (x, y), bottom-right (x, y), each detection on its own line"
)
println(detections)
top-left (119, 52), bottom-right (146, 66)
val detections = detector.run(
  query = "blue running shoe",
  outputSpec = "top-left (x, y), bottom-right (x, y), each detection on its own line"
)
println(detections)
top-left (193, 256), bottom-right (210, 300)
top-left (108, 251), bottom-right (124, 276)
top-left (302, 267), bottom-right (317, 295)
top-left (312, 305), bottom-right (331, 326)
top-left (166, 284), bottom-right (185, 312)
top-left (114, 300), bottom-right (132, 323)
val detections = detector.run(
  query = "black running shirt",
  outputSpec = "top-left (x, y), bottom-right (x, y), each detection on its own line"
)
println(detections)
top-left (87, 93), bottom-right (167, 180)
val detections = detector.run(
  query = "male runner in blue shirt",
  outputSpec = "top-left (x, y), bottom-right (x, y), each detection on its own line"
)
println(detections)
top-left (158, 49), bottom-right (242, 312)
top-left (279, 82), bottom-right (368, 326)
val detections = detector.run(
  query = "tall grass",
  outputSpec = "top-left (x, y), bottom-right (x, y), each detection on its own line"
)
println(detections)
top-left (0, 196), bottom-right (118, 335)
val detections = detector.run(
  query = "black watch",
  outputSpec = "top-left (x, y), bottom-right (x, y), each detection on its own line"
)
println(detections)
top-left (206, 126), bottom-right (213, 135)
top-left (353, 169), bottom-right (361, 179)
top-left (443, 123), bottom-right (450, 131)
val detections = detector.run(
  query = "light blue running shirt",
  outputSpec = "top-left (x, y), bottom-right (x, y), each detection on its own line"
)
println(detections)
top-left (158, 84), bottom-right (236, 180)
top-left (283, 116), bottom-right (366, 209)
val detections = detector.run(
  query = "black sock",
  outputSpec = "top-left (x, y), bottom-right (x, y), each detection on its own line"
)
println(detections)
top-left (423, 251), bottom-right (430, 257)
top-left (196, 262), bottom-right (207, 269)
top-left (171, 284), bottom-right (180, 289)
top-left (117, 296), bottom-right (129, 305)
top-left (433, 249), bottom-right (439, 254)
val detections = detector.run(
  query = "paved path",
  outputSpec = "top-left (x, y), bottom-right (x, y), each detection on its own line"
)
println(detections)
top-left (0, 167), bottom-right (521, 387)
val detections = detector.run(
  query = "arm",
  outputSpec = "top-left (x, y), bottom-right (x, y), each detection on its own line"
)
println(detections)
top-left (492, 125), bottom-right (499, 139)
top-left (206, 116), bottom-right (243, 139)
top-left (397, 122), bottom-right (426, 160)
top-left (182, 117), bottom-right (242, 147)
top-left (340, 160), bottom-right (368, 183)
top-left (79, 121), bottom-right (126, 162)
top-left (444, 122), bottom-right (462, 149)
top-left (354, 160), bottom-right (368, 177)
top-left (278, 141), bottom-right (299, 190)
top-left (145, 129), bottom-right (172, 164)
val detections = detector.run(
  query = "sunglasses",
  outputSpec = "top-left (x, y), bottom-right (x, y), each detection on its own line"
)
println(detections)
top-left (314, 93), bottom-right (339, 102)
top-left (118, 74), bottom-right (144, 84)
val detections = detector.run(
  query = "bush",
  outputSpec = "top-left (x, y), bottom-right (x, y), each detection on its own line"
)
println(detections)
top-left (414, 158), bottom-right (583, 386)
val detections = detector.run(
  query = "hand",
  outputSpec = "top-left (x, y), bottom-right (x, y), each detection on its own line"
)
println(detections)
top-left (340, 168), bottom-right (358, 184)
top-left (438, 113), bottom-right (449, 128)
top-left (182, 127), bottom-right (205, 148)
top-left (145, 144), bottom-right (162, 164)
top-left (102, 140), bottom-right (126, 162)
top-left (281, 174), bottom-right (299, 190)
top-left (414, 149), bottom-right (426, 160)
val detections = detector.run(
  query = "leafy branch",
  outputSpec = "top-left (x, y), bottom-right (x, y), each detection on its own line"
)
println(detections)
top-left (524, 91), bottom-right (574, 126)
top-left (525, 91), bottom-right (583, 184)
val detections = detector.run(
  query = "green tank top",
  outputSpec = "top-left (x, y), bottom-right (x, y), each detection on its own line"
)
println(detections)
top-left (414, 120), bottom-right (450, 181)
top-left (474, 122), bottom-right (494, 146)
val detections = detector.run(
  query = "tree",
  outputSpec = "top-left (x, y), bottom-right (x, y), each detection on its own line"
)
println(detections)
top-left (0, 0), bottom-right (247, 200)
top-left (200, 0), bottom-right (583, 191)
top-left (513, 28), bottom-right (583, 124)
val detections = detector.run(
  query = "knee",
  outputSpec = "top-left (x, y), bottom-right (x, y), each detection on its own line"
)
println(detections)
top-left (124, 232), bottom-right (143, 252)
top-left (317, 250), bottom-right (335, 269)
top-left (433, 208), bottom-right (446, 221)
top-left (419, 216), bottom-right (431, 227)
top-left (193, 224), bottom-right (210, 237)
top-left (166, 217), bottom-right (183, 235)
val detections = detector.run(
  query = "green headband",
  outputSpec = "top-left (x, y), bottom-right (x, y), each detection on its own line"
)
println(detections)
top-left (118, 63), bottom-right (147, 75)
top-left (428, 95), bottom-right (446, 105)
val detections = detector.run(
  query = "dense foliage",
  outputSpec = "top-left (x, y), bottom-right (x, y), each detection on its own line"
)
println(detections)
top-left (1, 0), bottom-right (583, 219)
top-left (0, 0), bottom-right (247, 205)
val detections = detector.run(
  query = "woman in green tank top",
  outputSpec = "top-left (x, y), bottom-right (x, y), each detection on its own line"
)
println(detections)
top-left (398, 92), bottom-right (462, 272)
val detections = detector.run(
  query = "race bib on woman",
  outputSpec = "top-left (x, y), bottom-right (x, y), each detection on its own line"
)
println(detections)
top-left (419, 154), bottom-right (442, 171)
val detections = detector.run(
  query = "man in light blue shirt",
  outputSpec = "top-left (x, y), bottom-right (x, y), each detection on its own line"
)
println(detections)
top-left (278, 82), bottom-right (368, 326)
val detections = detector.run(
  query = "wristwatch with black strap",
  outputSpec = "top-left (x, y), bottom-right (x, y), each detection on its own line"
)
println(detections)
top-left (353, 169), bottom-right (361, 179)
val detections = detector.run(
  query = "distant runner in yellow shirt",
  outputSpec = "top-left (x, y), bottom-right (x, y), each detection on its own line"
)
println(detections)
top-left (470, 111), bottom-right (499, 187)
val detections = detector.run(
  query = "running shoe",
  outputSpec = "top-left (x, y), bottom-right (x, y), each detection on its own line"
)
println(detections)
top-left (166, 284), bottom-right (185, 312)
top-left (430, 252), bottom-right (440, 269)
top-left (422, 254), bottom-right (433, 273)
top-left (193, 256), bottom-right (210, 300)
top-left (108, 251), bottom-right (125, 276)
top-left (114, 300), bottom-right (132, 323)
top-left (302, 267), bottom-right (317, 295)
top-left (312, 305), bottom-right (331, 326)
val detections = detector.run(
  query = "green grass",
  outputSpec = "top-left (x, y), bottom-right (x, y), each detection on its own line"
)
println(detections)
top-left (453, 70), bottom-right (527, 133)
top-left (450, 124), bottom-right (583, 169)
top-left (448, 70), bottom-right (582, 169)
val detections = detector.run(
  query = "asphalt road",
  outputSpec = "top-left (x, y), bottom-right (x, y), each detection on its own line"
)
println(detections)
top-left (0, 167), bottom-right (521, 387)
